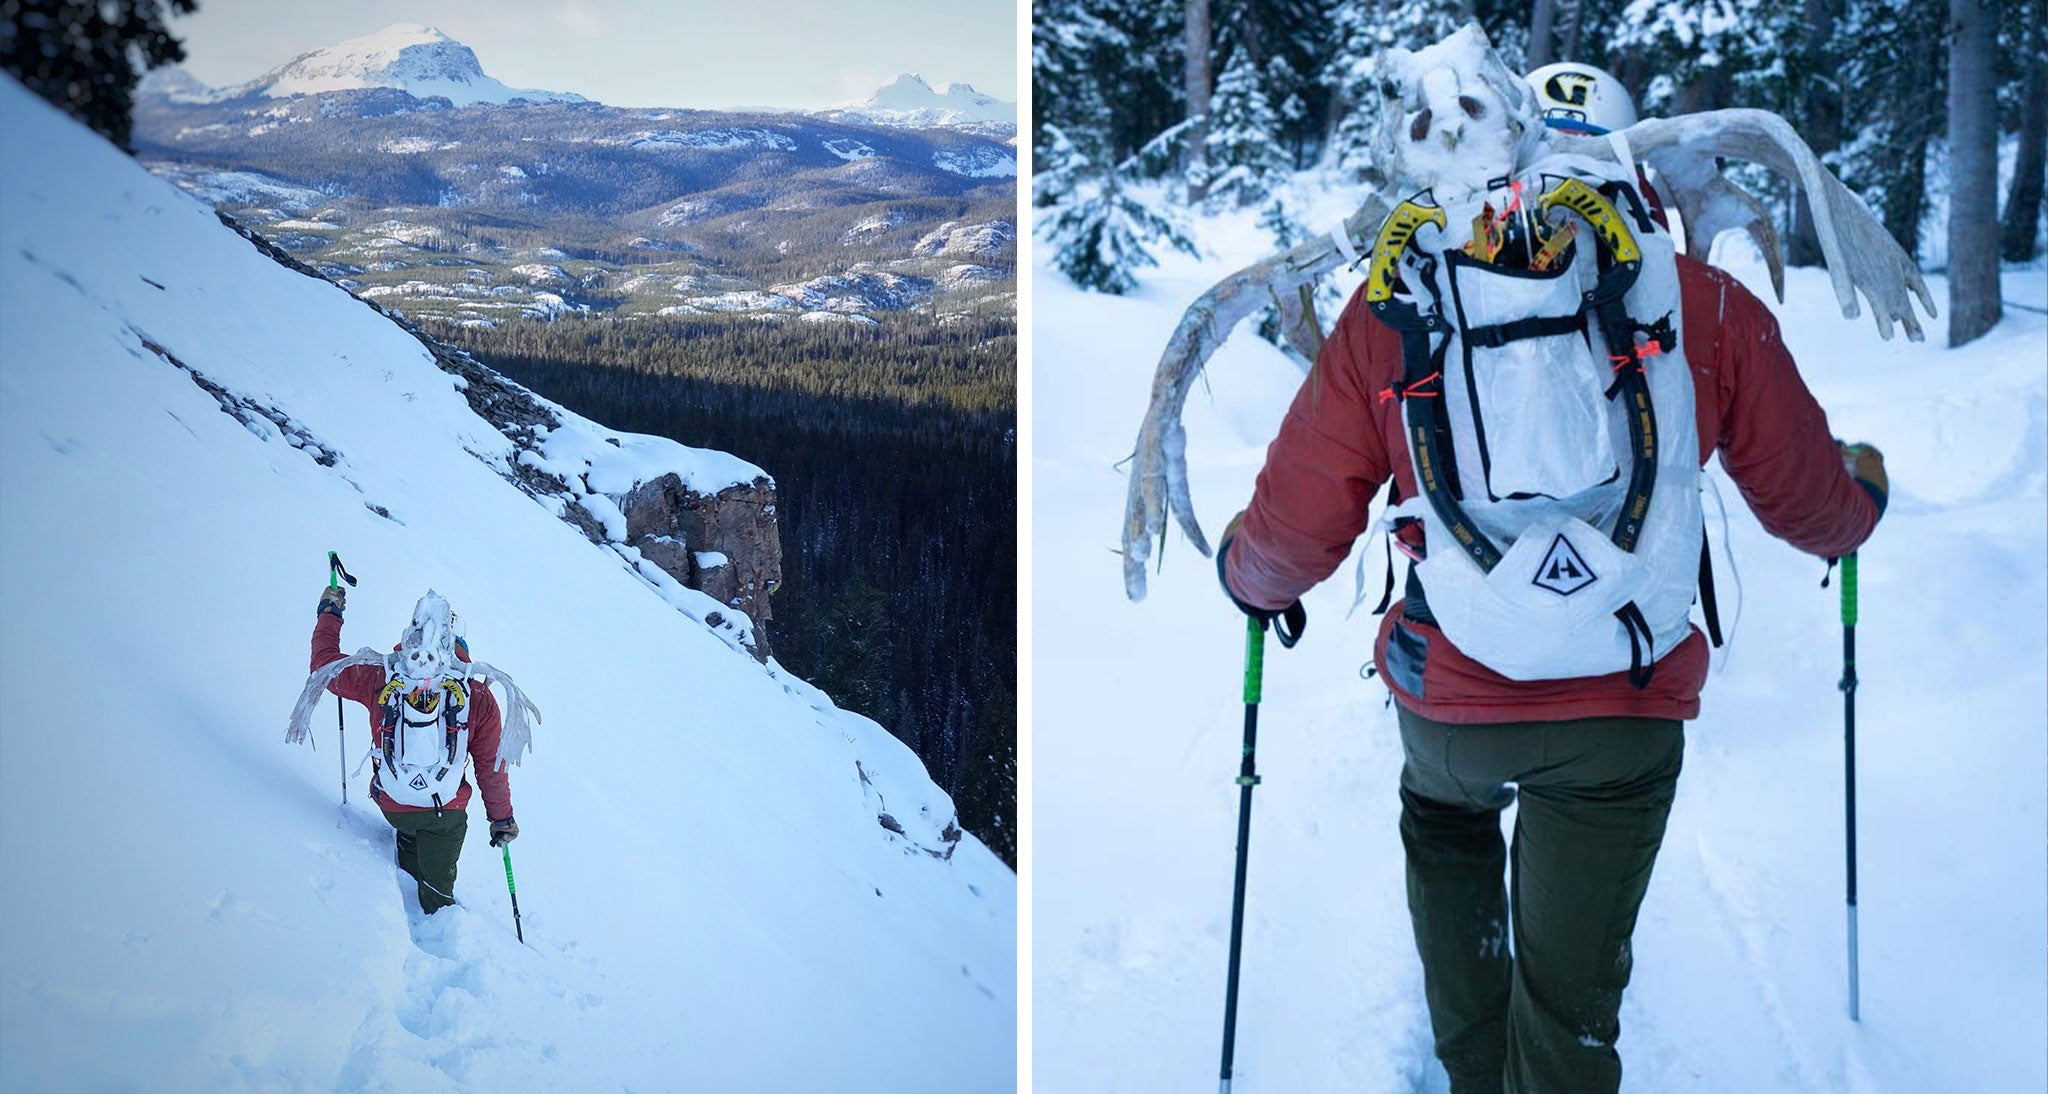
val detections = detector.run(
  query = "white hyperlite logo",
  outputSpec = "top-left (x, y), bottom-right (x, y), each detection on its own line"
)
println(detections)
top-left (1532, 534), bottom-right (1597, 596)
top-left (410, 773), bottom-right (430, 791)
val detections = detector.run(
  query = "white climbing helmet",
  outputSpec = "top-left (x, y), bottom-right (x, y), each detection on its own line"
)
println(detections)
top-left (1525, 62), bottom-right (1637, 135)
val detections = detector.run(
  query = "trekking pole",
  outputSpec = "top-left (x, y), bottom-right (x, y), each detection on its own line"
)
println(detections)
top-left (1840, 551), bottom-right (1860, 1021)
top-left (327, 551), bottom-right (358, 805)
top-left (502, 844), bottom-right (526, 944)
top-left (1219, 605), bottom-right (1301, 1093)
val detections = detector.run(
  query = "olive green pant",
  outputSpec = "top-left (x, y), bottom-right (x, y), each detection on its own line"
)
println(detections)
top-left (1397, 707), bottom-right (1684, 1094)
top-left (382, 807), bottom-right (468, 914)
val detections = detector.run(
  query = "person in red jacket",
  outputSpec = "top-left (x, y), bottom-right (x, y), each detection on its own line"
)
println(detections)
top-left (1218, 251), bottom-right (1887, 1090)
top-left (311, 586), bottom-right (518, 914)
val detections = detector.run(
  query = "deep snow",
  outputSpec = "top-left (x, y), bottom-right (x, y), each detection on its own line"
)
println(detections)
top-left (1033, 190), bottom-right (2046, 1091)
top-left (0, 76), bottom-right (1012, 1092)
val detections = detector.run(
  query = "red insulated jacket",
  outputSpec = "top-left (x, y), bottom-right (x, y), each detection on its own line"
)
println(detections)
top-left (1224, 255), bottom-right (1879, 723)
top-left (312, 613), bottom-right (513, 819)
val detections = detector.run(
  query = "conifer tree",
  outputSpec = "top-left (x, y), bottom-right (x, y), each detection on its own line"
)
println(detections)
top-left (1204, 47), bottom-right (1290, 206)
top-left (0, 0), bottom-right (196, 152)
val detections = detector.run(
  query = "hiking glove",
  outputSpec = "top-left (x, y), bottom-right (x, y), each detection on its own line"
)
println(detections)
top-left (1216, 511), bottom-right (1308, 646)
top-left (318, 585), bottom-right (347, 618)
top-left (1839, 442), bottom-right (1888, 517)
top-left (489, 817), bottom-right (519, 847)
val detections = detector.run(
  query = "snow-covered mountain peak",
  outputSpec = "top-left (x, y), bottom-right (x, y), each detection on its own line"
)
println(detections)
top-left (229, 23), bottom-right (586, 106)
top-left (867, 73), bottom-right (999, 112)
top-left (818, 73), bottom-right (1016, 136)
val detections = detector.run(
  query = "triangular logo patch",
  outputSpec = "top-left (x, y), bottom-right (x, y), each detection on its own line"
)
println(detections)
top-left (1531, 534), bottom-right (1597, 596)
top-left (409, 773), bottom-right (430, 791)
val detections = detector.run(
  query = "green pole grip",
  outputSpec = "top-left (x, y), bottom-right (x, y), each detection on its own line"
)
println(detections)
top-left (1242, 617), bottom-right (1266, 705)
top-left (327, 550), bottom-right (340, 591)
top-left (501, 845), bottom-right (518, 896)
top-left (1840, 553), bottom-right (1858, 627)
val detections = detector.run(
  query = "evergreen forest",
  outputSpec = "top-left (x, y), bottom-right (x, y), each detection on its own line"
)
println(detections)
top-left (440, 312), bottom-right (1020, 865)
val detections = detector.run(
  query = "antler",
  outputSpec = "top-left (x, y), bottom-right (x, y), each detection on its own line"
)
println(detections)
top-left (1563, 109), bottom-right (1935, 339)
top-left (1651, 143), bottom-right (1786, 303)
top-left (1120, 193), bottom-right (1392, 600)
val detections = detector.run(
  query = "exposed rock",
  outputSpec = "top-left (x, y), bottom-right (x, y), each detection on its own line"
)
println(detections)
top-left (618, 473), bottom-right (782, 660)
top-left (937, 263), bottom-right (1007, 291)
top-left (911, 219), bottom-right (1016, 258)
top-left (767, 269), bottom-right (931, 312)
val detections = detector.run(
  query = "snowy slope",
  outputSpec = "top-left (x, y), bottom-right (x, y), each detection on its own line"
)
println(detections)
top-left (1033, 196), bottom-right (2046, 1091)
top-left (0, 76), bottom-right (1011, 1091)
top-left (228, 24), bottom-right (585, 106)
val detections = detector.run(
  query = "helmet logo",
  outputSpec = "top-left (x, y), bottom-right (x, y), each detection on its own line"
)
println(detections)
top-left (1545, 72), bottom-right (1597, 107)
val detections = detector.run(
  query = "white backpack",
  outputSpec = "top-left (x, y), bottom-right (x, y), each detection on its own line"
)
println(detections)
top-left (1366, 155), bottom-right (1705, 686)
top-left (373, 668), bottom-right (474, 810)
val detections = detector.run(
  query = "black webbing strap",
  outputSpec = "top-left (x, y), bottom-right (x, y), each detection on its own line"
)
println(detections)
top-left (1373, 277), bottom-right (1504, 574)
top-left (1464, 312), bottom-right (1585, 349)
top-left (1585, 268), bottom-right (1659, 555)
top-left (1699, 526), bottom-right (1724, 647)
top-left (1615, 601), bottom-right (1656, 689)
top-left (1372, 531), bottom-right (1396, 615)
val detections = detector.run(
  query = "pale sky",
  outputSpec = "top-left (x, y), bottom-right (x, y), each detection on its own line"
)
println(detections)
top-left (169, 0), bottom-right (1019, 110)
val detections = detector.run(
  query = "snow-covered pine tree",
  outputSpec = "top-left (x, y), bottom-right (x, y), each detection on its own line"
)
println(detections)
top-left (1033, 0), bottom-right (1117, 170)
top-left (1267, 54), bottom-right (1311, 167)
top-left (1040, 125), bottom-right (1199, 295)
top-left (1205, 46), bottom-right (1291, 206)
top-left (1034, 0), bottom-right (1185, 170)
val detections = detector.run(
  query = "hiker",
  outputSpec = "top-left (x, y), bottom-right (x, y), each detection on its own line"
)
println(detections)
top-left (296, 588), bottom-right (526, 914)
top-left (1212, 62), bottom-right (1889, 1093)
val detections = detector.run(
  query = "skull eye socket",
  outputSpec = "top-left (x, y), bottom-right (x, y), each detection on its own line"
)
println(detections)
top-left (1410, 108), bottom-right (1432, 142)
top-left (1459, 95), bottom-right (1486, 120)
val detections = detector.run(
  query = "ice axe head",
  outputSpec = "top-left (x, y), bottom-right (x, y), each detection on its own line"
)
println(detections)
top-left (328, 551), bottom-right (358, 591)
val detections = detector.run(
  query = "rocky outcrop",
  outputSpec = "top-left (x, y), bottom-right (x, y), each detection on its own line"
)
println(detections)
top-left (618, 473), bottom-right (781, 659)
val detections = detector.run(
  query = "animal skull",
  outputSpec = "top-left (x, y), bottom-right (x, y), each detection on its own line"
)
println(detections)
top-left (1373, 25), bottom-right (1542, 199)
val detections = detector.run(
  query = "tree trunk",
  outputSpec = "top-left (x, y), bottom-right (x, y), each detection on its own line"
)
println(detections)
top-left (2001, 0), bottom-right (2047, 261)
top-left (1946, 0), bottom-right (2002, 347)
top-left (1185, 0), bottom-right (1213, 199)
top-left (1561, 0), bottom-right (1585, 61)
top-left (1787, 0), bottom-right (1844, 266)
top-left (1528, 0), bottom-right (1558, 69)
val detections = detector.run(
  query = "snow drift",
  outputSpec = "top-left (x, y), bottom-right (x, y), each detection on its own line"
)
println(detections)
top-left (0, 75), bottom-right (1012, 1091)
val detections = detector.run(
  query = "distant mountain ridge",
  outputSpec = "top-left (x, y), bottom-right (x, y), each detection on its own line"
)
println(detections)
top-left (152, 25), bottom-right (1014, 134)
top-left (131, 28), bottom-right (1017, 329)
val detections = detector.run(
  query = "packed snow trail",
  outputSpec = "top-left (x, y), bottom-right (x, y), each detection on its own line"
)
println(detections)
top-left (1033, 198), bottom-right (2045, 1091)
top-left (0, 77), bottom-right (1013, 1092)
